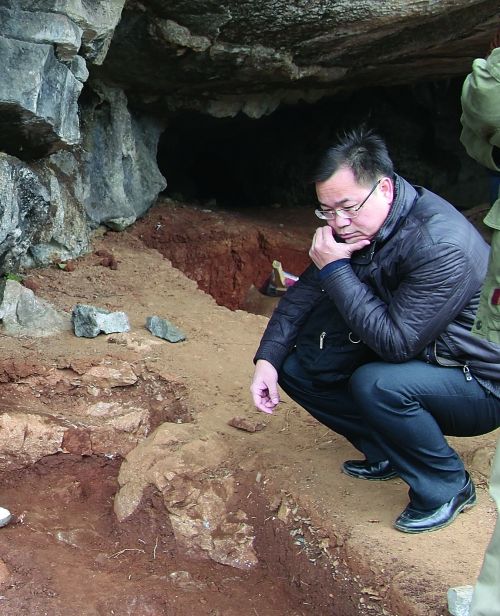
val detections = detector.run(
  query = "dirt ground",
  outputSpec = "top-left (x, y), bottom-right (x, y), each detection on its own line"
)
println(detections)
top-left (0, 197), bottom-right (497, 616)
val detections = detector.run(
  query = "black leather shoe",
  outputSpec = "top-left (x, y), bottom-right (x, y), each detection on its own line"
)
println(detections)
top-left (342, 459), bottom-right (398, 481)
top-left (394, 472), bottom-right (476, 534)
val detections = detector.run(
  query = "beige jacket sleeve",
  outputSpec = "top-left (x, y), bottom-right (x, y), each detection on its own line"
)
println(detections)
top-left (460, 47), bottom-right (500, 173)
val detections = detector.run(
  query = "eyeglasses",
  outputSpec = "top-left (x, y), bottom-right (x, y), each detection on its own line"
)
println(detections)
top-left (315, 179), bottom-right (382, 220)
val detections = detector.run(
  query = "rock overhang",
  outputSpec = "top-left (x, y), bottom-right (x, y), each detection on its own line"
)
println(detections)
top-left (96, 0), bottom-right (499, 119)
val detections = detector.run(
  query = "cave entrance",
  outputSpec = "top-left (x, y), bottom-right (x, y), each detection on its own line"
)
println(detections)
top-left (148, 78), bottom-right (490, 311)
top-left (158, 77), bottom-right (489, 210)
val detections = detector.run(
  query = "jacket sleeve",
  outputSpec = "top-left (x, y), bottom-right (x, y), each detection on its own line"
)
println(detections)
top-left (254, 264), bottom-right (325, 370)
top-left (319, 241), bottom-right (482, 363)
top-left (460, 48), bottom-right (500, 172)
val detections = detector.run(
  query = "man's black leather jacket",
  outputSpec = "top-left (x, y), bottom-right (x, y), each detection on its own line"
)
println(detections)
top-left (255, 175), bottom-right (500, 382)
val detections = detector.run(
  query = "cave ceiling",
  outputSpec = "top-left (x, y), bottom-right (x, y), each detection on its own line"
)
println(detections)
top-left (96, 0), bottom-right (500, 117)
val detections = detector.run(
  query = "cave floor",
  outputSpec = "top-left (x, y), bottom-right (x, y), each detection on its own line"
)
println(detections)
top-left (0, 200), bottom-right (497, 615)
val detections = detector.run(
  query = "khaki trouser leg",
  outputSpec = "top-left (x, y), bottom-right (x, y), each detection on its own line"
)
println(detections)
top-left (470, 441), bottom-right (500, 616)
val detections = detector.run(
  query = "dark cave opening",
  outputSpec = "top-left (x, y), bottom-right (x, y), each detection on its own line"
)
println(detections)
top-left (157, 77), bottom-right (490, 212)
top-left (150, 77), bottom-right (493, 313)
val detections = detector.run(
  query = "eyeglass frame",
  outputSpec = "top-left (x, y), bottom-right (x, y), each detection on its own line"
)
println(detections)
top-left (314, 178), bottom-right (383, 220)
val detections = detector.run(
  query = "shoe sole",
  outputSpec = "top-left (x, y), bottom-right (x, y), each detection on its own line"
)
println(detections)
top-left (342, 468), bottom-right (399, 481)
top-left (394, 493), bottom-right (477, 534)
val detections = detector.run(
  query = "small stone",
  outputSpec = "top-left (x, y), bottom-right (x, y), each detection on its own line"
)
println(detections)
top-left (169, 570), bottom-right (207, 590)
top-left (228, 416), bottom-right (266, 433)
top-left (447, 585), bottom-right (473, 616)
top-left (277, 498), bottom-right (291, 522)
top-left (0, 558), bottom-right (10, 588)
top-left (105, 216), bottom-right (137, 231)
top-left (72, 304), bottom-right (130, 338)
top-left (146, 315), bottom-right (186, 343)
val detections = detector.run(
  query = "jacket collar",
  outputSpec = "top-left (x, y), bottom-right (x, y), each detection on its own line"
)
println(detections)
top-left (351, 174), bottom-right (417, 265)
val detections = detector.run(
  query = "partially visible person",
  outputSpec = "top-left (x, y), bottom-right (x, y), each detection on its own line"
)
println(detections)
top-left (460, 28), bottom-right (500, 344)
top-left (460, 28), bottom-right (500, 616)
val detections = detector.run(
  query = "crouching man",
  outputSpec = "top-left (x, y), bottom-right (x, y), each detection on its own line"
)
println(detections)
top-left (250, 126), bottom-right (500, 534)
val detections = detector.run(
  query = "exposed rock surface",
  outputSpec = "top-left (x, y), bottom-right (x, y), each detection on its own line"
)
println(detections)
top-left (72, 303), bottom-right (131, 337)
top-left (0, 279), bottom-right (71, 337)
top-left (0, 0), bottom-right (165, 273)
top-left (0, 0), bottom-right (126, 157)
top-left (100, 0), bottom-right (499, 117)
top-left (115, 423), bottom-right (259, 570)
top-left (0, 155), bottom-right (51, 272)
top-left (0, 353), bottom-right (192, 470)
top-left (146, 315), bottom-right (187, 342)
top-left (76, 81), bottom-right (166, 228)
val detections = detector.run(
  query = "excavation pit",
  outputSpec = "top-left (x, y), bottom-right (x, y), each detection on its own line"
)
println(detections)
top-left (0, 454), bottom-right (380, 616)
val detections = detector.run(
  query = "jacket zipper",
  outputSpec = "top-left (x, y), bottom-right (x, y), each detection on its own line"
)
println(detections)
top-left (432, 342), bottom-right (473, 382)
top-left (319, 332), bottom-right (326, 349)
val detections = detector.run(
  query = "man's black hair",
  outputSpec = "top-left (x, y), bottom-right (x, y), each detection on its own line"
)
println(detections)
top-left (313, 126), bottom-right (394, 185)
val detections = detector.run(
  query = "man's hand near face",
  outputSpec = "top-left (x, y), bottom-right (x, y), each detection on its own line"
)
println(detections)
top-left (309, 226), bottom-right (370, 269)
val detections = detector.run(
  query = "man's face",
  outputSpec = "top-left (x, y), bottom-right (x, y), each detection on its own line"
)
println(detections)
top-left (315, 166), bottom-right (394, 243)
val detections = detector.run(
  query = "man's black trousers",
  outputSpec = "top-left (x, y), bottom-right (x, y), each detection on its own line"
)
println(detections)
top-left (279, 352), bottom-right (500, 510)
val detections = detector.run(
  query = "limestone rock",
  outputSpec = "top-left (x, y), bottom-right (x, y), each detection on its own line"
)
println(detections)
top-left (114, 424), bottom-right (259, 570)
top-left (0, 155), bottom-right (51, 272)
top-left (0, 280), bottom-right (71, 337)
top-left (21, 158), bottom-right (91, 269)
top-left (68, 55), bottom-right (89, 82)
top-left (0, 36), bottom-right (82, 156)
top-left (72, 304), bottom-right (130, 338)
top-left (18, 0), bottom-right (126, 65)
top-left (105, 216), bottom-right (137, 232)
top-left (0, 1), bottom-right (125, 159)
top-left (448, 585), bottom-right (473, 616)
top-left (101, 0), bottom-right (498, 117)
top-left (0, 6), bottom-right (82, 61)
top-left (75, 81), bottom-right (166, 229)
top-left (146, 315), bottom-right (186, 343)
top-left (0, 412), bottom-right (66, 470)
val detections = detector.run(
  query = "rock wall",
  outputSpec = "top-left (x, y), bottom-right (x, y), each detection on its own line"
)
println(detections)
top-left (0, 0), bottom-right (166, 273)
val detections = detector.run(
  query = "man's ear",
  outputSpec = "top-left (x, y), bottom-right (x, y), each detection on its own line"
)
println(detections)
top-left (379, 176), bottom-right (394, 204)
